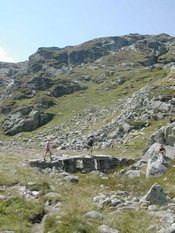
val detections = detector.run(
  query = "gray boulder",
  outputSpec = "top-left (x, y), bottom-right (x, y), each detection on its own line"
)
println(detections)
top-left (142, 142), bottom-right (161, 161)
top-left (143, 142), bottom-right (175, 162)
top-left (140, 183), bottom-right (167, 206)
top-left (146, 154), bottom-right (169, 177)
top-left (3, 109), bottom-right (54, 135)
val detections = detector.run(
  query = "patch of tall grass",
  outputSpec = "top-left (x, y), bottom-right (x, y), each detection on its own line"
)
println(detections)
top-left (107, 209), bottom-right (159, 233)
top-left (0, 197), bottom-right (44, 233)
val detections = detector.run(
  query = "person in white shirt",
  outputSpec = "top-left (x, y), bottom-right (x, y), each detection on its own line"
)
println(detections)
top-left (44, 140), bottom-right (52, 161)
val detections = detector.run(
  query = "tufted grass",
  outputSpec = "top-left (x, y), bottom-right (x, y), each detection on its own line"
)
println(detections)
top-left (0, 197), bottom-right (44, 233)
top-left (44, 209), bottom-right (158, 233)
top-left (44, 213), bottom-right (98, 233)
top-left (107, 209), bottom-right (159, 233)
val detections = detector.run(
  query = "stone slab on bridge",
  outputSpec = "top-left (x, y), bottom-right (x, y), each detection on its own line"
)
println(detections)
top-left (29, 155), bottom-right (135, 173)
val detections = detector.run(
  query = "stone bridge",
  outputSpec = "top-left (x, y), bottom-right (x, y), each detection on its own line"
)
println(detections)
top-left (29, 155), bottom-right (135, 173)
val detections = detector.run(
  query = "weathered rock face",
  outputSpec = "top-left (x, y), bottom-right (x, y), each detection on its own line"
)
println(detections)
top-left (3, 108), bottom-right (54, 136)
top-left (29, 47), bottom-right (68, 71)
top-left (51, 80), bottom-right (88, 98)
top-left (135, 39), bottom-right (167, 55)
top-left (29, 37), bottom-right (129, 67)
top-left (27, 76), bottom-right (53, 91)
top-left (147, 123), bottom-right (175, 148)
top-left (146, 154), bottom-right (169, 177)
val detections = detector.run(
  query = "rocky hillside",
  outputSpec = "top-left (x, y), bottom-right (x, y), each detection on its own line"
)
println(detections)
top-left (0, 33), bottom-right (175, 148)
top-left (0, 33), bottom-right (175, 233)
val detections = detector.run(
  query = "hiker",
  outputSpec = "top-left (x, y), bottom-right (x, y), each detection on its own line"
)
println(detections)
top-left (87, 136), bottom-right (94, 156)
top-left (44, 140), bottom-right (52, 161)
top-left (159, 144), bottom-right (166, 157)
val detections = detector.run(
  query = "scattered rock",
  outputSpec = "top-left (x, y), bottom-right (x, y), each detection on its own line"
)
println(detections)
top-left (140, 183), bottom-right (168, 206)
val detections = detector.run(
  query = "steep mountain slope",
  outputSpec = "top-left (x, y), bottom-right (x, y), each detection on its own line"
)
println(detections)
top-left (0, 33), bottom-right (175, 149)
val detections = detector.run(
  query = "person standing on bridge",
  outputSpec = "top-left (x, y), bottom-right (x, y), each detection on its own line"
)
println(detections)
top-left (44, 140), bottom-right (52, 161)
top-left (87, 136), bottom-right (94, 156)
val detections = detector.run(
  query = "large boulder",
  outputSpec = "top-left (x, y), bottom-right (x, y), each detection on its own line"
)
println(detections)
top-left (146, 154), bottom-right (168, 177)
top-left (2, 108), bottom-right (54, 135)
top-left (142, 142), bottom-right (161, 161)
top-left (140, 183), bottom-right (167, 206)
top-left (143, 142), bottom-right (175, 161)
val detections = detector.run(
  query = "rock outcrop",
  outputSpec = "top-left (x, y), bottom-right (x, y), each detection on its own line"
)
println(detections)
top-left (3, 108), bottom-right (54, 135)
top-left (140, 183), bottom-right (168, 206)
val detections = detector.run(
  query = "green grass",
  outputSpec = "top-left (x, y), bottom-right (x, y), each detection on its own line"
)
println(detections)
top-left (44, 208), bottom-right (158, 233)
top-left (108, 209), bottom-right (159, 233)
top-left (0, 171), bottom-right (18, 186)
top-left (0, 197), bottom-right (44, 233)
top-left (44, 212), bottom-right (98, 233)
